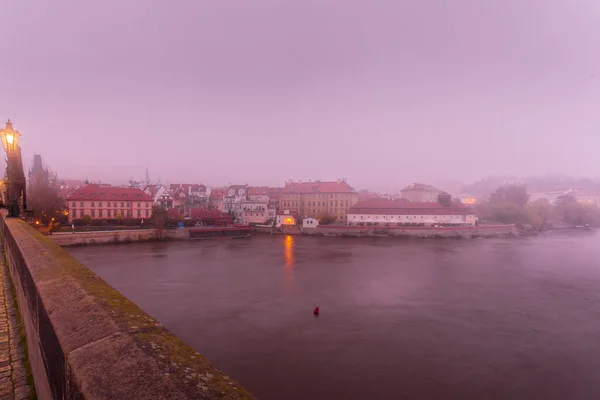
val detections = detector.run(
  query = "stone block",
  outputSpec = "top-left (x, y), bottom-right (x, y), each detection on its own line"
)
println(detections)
top-left (68, 332), bottom-right (186, 399)
top-left (14, 384), bottom-right (32, 400)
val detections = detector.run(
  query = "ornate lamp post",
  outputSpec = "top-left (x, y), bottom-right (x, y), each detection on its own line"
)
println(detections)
top-left (0, 119), bottom-right (27, 217)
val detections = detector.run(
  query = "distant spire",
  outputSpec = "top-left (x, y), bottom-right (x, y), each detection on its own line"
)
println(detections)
top-left (145, 167), bottom-right (150, 184)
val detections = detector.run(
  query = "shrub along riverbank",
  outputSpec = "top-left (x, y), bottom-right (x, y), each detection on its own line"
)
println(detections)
top-left (474, 185), bottom-right (600, 230)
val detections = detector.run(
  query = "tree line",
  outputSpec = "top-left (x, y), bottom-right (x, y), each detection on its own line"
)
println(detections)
top-left (475, 185), bottom-right (600, 229)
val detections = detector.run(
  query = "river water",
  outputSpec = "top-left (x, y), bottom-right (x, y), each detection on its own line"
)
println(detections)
top-left (69, 231), bottom-right (600, 400)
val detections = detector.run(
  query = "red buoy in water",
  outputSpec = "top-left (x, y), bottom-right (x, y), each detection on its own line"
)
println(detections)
top-left (313, 307), bottom-right (320, 315)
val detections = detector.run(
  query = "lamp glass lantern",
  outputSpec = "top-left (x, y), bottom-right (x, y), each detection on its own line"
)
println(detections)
top-left (0, 120), bottom-right (21, 153)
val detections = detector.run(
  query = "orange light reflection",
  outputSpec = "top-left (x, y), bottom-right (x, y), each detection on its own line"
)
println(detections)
top-left (283, 235), bottom-right (295, 288)
top-left (284, 235), bottom-right (294, 268)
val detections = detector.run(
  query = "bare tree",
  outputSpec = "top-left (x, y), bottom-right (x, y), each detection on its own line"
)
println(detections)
top-left (150, 205), bottom-right (168, 239)
top-left (28, 169), bottom-right (65, 223)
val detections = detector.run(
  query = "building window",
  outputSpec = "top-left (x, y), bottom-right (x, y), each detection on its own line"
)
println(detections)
top-left (137, 210), bottom-right (141, 217)
top-left (127, 202), bottom-right (131, 207)
top-left (145, 210), bottom-right (149, 217)
top-left (99, 210), bottom-right (103, 218)
top-left (127, 211), bottom-right (131, 217)
top-left (121, 202), bottom-right (124, 207)
top-left (98, 202), bottom-right (103, 207)
top-left (114, 202), bottom-right (117, 207)
top-left (91, 210), bottom-right (95, 217)
top-left (91, 202), bottom-right (95, 207)
top-left (107, 209), bottom-right (111, 218)
top-left (80, 202), bottom-right (84, 207)
top-left (79, 210), bottom-right (84, 218)
top-left (146, 202), bottom-right (149, 207)
top-left (72, 202), bottom-right (76, 207)
top-left (137, 202), bottom-right (141, 207)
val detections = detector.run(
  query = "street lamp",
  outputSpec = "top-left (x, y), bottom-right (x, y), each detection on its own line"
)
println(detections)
top-left (0, 119), bottom-right (27, 217)
top-left (0, 120), bottom-right (21, 153)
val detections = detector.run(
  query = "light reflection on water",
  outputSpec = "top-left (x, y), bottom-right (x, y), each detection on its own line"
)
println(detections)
top-left (284, 235), bottom-right (294, 268)
top-left (283, 235), bottom-right (295, 287)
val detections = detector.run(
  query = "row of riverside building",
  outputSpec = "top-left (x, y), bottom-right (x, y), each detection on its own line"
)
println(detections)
top-left (65, 180), bottom-right (478, 227)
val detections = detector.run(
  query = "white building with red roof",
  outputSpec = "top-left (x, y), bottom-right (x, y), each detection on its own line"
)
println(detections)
top-left (222, 185), bottom-right (248, 221)
top-left (144, 184), bottom-right (173, 209)
top-left (66, 184), bottom-right (153, 223)
top-left (347, 199), bottom-right (477, 226)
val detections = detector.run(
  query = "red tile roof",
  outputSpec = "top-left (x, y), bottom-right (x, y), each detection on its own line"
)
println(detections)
top-left (348, 199), bottom-right (473, 215)
top-left (210, 188), bottom-right (227, 199)
top-left (248, 186), bottom-right (270, 195)
top-left (66, 184), bottom-right (153, 201)
top-left (266, 187), bottom-right (283, 200)
top-left (282, 181), bottom-right (355, 194)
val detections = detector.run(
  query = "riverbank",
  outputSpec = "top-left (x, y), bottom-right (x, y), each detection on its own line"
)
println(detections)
top-left (49, 224), bottom-right (516, 246)
top-left (49, 226), bottom-right (251, 246)
top-left (312, 224), bottom-right (517, 238)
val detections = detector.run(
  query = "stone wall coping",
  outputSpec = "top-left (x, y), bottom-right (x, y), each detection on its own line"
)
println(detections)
top-left (4, 219), bottom-right (255, 399)
top-left (51, 229), bottom-right (157, 236)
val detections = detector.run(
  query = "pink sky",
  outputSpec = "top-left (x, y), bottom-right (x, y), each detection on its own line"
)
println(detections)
top-left (1, 0), bottom-right (599, 191)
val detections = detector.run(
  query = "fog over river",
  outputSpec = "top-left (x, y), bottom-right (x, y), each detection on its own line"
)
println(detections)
top-left (70, 232), bottom-right (600, 400)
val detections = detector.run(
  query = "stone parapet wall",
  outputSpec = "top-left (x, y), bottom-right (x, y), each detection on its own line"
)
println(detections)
top-left (304, 224), bottom-right (517, 238)
top-left (0, 218), bottom-right (254, 399)
top-left (50, 229), bottom-right (159, 246)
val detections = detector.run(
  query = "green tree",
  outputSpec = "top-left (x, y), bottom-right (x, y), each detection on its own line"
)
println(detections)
top-left (81, 215), bottom-right (92, 226)
top-left (489, 185), bottom-right (529, 207)
top-left (488, 202), bottom-right (532, 226)
top-left (115, 212), bottom-right (123, 224)
top-left (557, 202), bottom-right (600, 226)
top-left (319, 215), bottom-right (337, 225)
top-left (524, 199), bottom-right (555, 230)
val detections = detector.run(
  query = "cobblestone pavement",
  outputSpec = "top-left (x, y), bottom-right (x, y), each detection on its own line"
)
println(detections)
top-left (0, 255), bottom-right (34, 400)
